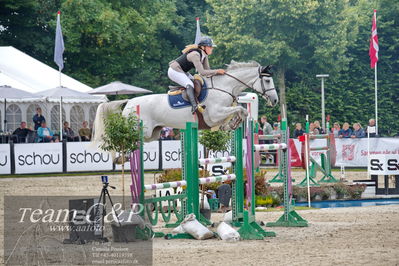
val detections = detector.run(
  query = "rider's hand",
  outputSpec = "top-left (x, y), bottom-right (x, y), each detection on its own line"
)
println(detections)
top-left (217, 69), bottom-right (226, 75)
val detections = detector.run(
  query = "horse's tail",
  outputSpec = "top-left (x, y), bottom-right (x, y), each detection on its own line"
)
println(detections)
top-left (91, 100), bottom-right (129, 146)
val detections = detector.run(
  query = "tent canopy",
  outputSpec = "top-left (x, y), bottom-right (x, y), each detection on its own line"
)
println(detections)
top-left (0, 46), bottom-right (93, 93)
top-left (34, 86), bottom-right (106, 103)
top-left (89, 81), bottom-right (152, 95)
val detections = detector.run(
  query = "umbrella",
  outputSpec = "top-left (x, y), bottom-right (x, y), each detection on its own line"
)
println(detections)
top-left (88, 81), bottom-right (152, 95)
top-left (0, 85), bottom-right (38, 132)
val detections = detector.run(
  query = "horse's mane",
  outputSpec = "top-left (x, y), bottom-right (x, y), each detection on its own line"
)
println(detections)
top-left (226, 60), bottom-right (260, 71)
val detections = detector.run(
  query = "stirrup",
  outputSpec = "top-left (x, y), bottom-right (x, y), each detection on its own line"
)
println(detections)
top-left (197, 105), bottom-right (205, 113)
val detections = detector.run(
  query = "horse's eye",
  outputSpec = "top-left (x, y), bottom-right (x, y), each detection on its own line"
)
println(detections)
top-left (265, 79), bottom-right (270, 83)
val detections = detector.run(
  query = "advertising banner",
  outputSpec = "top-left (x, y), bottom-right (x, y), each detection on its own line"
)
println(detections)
top-left (67, 142), bottom-right (113, 172)
top-left (368, 154), bottom-right (399, 175)
top-left (115, 141), bottom-right (160, 171)
top-left (0, 144), bottom-right (11, 174)
top-left (14, 143), bottom-right (63, 174)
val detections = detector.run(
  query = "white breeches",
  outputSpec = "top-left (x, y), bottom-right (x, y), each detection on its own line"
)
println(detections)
top-left (168, 67), bottom-right (194, 88)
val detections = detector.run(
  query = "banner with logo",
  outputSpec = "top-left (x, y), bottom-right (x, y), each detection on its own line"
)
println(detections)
top-left (334, 138), bottom-right (399, 167)
top-left (368, 154), bottom-right (399, 175)
top-left (0, 144), bottom-right (11, 174)
top-left (14, 143), bottom-right (63, 174)
top-left (115, 141), bottom-right (160, 171)
top-left (67, 142), bottom-right (113, 172)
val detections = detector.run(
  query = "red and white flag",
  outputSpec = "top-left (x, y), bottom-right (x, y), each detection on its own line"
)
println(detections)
top-left (369, 10), bottom-right (378, 69)
top-left (194, 17), bottom-right (202, 44)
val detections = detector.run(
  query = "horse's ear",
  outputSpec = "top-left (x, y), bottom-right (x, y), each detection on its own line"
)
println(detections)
top-left (261, 65), bottom-right (273, 76)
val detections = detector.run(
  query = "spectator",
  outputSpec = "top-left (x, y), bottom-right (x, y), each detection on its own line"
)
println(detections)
top-left (351, 123), bottom-right (365, 138)
top-left (309, 123), bottom-right (319, 135)
top-left (12, 122), bottom-right (33, 143)
top-left (365, 118), bottom-right (377, 137)
top-left (271, 123), bottom-right (280, 136)
top-left (33, 107), bottom-right (45, 130)
top-left (37, 122), bottom-right (57, 142)
top-left (293, 123), bottom-right (305, 138)
top-left (332, 122), bottom-right (341, 138)
top-left (79, 121), bottom-right (92, 141)
top-left (338, 122), bottom-right (352, 138)
top-left (160, 127), bottom-right (174, 140)
top-left (63, 122), bottom-right (80, 141)
top-left (314, 120), bottom-right (325, 134)
top-left (260, 116), bottom-right (273, 135)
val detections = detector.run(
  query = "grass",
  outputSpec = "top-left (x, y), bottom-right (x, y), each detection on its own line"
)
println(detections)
top-left (0, 170), bottom-right (162, 179)
top-left (256, 206), bottom-right (318, 212)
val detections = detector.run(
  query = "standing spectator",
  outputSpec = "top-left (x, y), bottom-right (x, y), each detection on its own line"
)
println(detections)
top-left (309, 123), bottom-right (319, 135)
top-left (33, 107), bottom-right (45, 130)
top-left (79, 121), bottom-right (92, 141)
top-left (314, 120), bottom-right (325, 134)
top-left (260, 116), bottom-right (273, 135)
top-left (12, 122), bottom-right (33, 143)
top-left (37, 122), bottom-right (57, 142)
top-left (365, 118), bottom-right (377, 137)
top-left (63, 122), bottom-right (80, 141)
top-left (332, 122), bottom-right (341, 138)
top-left (351, 123), bottom-right (366, 138)
top-left (338, 122), bottom-right (352, 138)
top-left (271, 123), bottom-right (280, 136)
top-left (293, 123), bottom-right (305, 138)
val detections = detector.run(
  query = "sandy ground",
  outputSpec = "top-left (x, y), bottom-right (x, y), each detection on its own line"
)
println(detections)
top-left (1, 170), bottom-right (399, 265)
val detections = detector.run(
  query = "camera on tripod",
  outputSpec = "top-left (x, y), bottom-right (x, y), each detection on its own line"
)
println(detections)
top-left (101, 175), bottom-right (108, 184)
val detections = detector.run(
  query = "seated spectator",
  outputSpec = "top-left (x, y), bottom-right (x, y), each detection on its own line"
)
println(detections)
top-left (33, 107), bottom-right (46, 130)
top-left (79, 121), bottom-right (92, 141)
top-left (338, 122), bottom-right (352, 138)
top-left (351, 123), bottom-right (365, 138)
top-left (293, 123), bottom-right (305, 138)
top-left (37, 122), bottom-right (57, 142)
top-left (12, 122), bottom-right (33, 143)
top-left (365, 118), bottom-right (377, 137)
top-left (332, 122), bottom-right (341, 138)
top-left (63, 122), bottom-right (80, 141)
top-left (314, 120), bottom-right (325, 134)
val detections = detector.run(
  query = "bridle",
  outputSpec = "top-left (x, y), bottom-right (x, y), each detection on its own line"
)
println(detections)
top-left (209, 66), bottom-right (275, 102)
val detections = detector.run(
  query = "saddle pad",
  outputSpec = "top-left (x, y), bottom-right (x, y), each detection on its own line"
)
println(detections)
top-left (168, 88), bottom-right (209, 109)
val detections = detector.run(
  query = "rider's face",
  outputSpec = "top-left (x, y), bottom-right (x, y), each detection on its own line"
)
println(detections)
top-left (205, 46), bottom-right (213, 55)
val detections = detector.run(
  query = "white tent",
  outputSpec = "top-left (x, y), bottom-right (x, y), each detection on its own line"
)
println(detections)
top-left (0, 46), bottom-right (107, 133)
top-left (0, 46), bottom-right (93, 93)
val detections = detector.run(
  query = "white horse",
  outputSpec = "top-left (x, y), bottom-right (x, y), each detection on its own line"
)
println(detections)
top-left (92, 61), bottom-right (278, 142)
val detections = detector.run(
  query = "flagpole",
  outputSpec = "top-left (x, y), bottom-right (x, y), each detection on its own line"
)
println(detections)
top-left (374, 63), bottom-right (378, 135)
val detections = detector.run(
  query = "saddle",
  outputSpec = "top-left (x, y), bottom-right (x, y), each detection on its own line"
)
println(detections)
top-left (168, 74), bottom-right (205, 101)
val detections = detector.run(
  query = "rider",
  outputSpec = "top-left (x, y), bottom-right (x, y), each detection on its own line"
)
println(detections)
top-left (168, 36), bottom-right (225, 113)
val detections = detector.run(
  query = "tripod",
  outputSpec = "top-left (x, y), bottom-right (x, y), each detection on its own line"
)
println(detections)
top-left (94, 181), bottom-right (121, 242)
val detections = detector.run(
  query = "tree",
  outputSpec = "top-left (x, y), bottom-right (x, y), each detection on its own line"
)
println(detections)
top-left (206, 0), bottom-right (353, 115)
top-left (101, 112), bottom-right (140, 208)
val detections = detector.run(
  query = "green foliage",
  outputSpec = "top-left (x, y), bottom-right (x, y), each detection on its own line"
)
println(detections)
top-left (255, 195), bottom-right (281, 208)
top-left (199, 130), bottom-right (231, 152)
top-left (1, 0), bottom-right (398, 134)
top-left (157, 168), bottom-right (182, 183)
top-left (100, 112), bottom-right (140, 154)
top-left (333, 182), bottom-right (350, 199)
top-left (348, 184), bottom-right (366, 199)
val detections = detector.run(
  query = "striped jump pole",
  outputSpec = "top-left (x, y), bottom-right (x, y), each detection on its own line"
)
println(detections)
top-left (144, 174), bottom-right (236, 191)
top-left (199, 156), bottom-right (236, 165)
top-left (254, 143), bottom-right (287, 151)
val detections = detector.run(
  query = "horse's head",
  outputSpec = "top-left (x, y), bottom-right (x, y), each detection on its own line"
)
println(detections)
top-left (253, 65), bottom-right (278, 107)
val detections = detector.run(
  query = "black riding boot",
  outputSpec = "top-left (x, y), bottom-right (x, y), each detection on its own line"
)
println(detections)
top-left (186, 85), bottom-right (198, 114)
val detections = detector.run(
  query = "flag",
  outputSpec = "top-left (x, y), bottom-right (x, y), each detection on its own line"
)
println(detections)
top-left (54, 11), bottom-right (65, 71)
top-left (194, 17), bottom-right (202, 44)
top-left (369, 10), bottom-right (378, 69)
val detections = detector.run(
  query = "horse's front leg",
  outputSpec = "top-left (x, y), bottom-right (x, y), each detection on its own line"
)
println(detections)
top-left (207, 105), bottom-right (248, 126)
